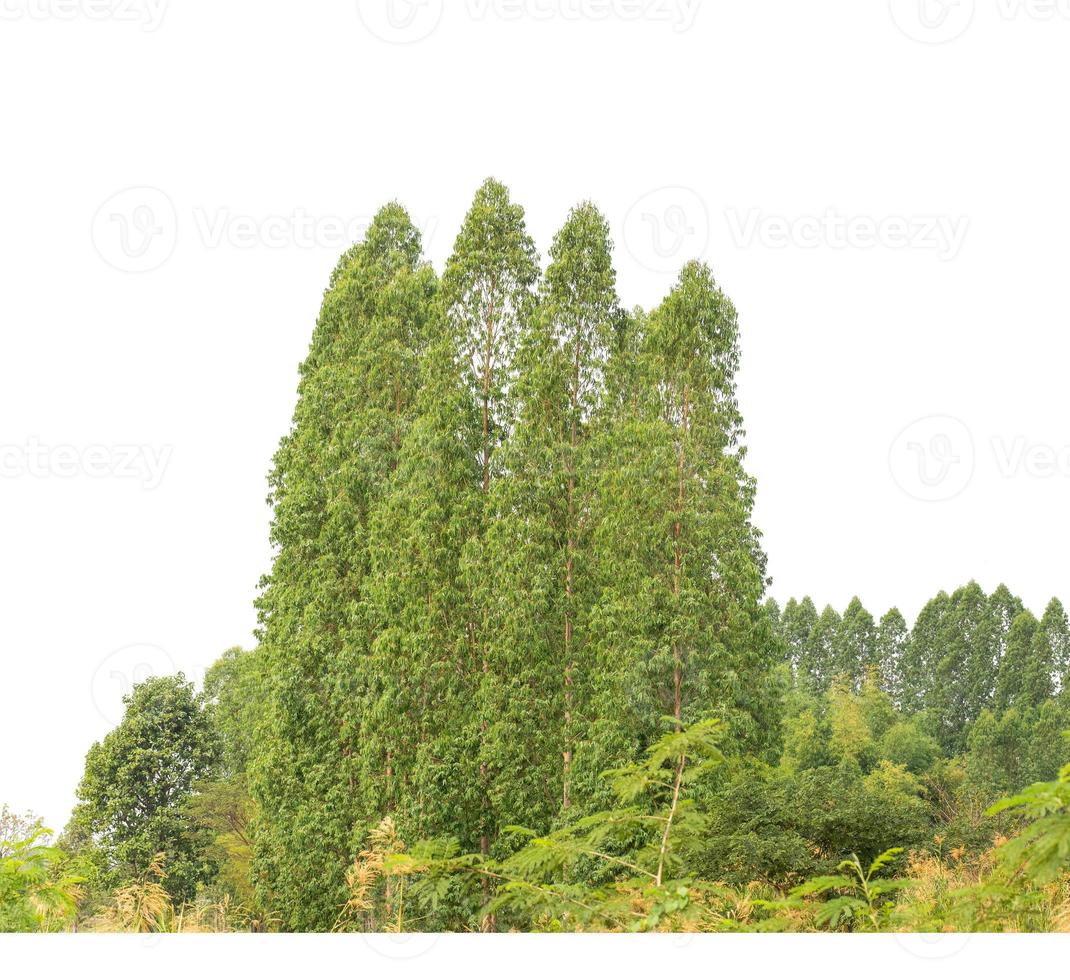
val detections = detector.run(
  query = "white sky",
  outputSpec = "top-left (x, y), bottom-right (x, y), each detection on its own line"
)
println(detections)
top-left (2, 1), bottom-right (1069, 832)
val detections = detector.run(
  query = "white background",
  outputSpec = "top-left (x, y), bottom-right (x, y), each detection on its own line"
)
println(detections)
top-left (2, 1), bottom-right (1069, 849)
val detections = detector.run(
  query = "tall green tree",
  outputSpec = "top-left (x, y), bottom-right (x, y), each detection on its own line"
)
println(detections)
top-left (935, 583), bottom-right (997, 752)
top-left (985, 583), bottom-right (1025, 696)
top-left (441, 177), bottom-right (539, 494)
top-left (764, 598), bottom-right (782, 636)
top-left (799, 605), bottom-right (841, 693)
top-left (875, 607), bottom-right (908, 707)
top-left (202, 646), bottom-right (260, 779)
top-left (898, 591), bottom-right (949, 717)
top-left (441, 179), bottom-right (539, 873)
top-left (994, 611), bottom-right (1049, 711)
top-left (476, 202), bottom-right (621, 830)
top-left (1038, 598), bottom-right (1070, 693)
top-left (585, 261), bottom-right (772, 784)
top-left (356, 181), bottom-right (540, 931)
top-left (251, 204), bottom-right (437, 929)
top-left (364, 328), bottom-right (483, 856)
top-left (780, 597), bottom-right (818, 676)
top-left (834, 597), bottom-right (876, 689)
top-left (193, 648), bottom-right (262, 910)
top-left (891, 583), bottom-right (1023, 752)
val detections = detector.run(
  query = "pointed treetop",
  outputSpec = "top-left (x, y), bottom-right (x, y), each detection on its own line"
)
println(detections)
top-left (363, 201), bottom-right (425, 269)
top-left (443, 177), bottom-right (539, 302)
top-left (543, 201), bottom-right (618, 305)
top-left (643, 260), bottom-right (743, 441)
top-left (324, 201), bottom-right (425, 291)
top-left (648, 260), bottom-right (739, 355)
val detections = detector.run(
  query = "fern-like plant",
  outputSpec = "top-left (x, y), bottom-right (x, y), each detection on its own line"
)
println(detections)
top-left (380, 718), bottom-right (735, 931)
top-left (788, 848), bottom-right (906, 931)
top-left (0, 828), bottom-right (83, 932)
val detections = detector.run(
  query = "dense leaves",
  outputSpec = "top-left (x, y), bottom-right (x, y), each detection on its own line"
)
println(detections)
top-left (68, 675), bottom-right (218, 903)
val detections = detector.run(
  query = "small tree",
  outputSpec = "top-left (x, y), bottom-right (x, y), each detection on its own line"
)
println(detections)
top-left (69, 674), bottom-right (219, 902)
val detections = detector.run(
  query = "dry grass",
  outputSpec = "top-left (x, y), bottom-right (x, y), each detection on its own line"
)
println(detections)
top-left (84, 853), bottom-right (276, 933)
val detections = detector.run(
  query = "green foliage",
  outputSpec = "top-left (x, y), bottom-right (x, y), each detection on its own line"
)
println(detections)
top-left (963, 703), bottom-right (1070, 803)
top-left (383, 719), bottom-right (729, 932)
top-left (250, 202), bottom-right (438, 928)
top-left (988, 751), bottom-right (1070, 884)
top-left (363, 328), bottom-right (482, 855)
top-left (780, 694), bottom-right (833, 773)
top-left (878, 720), bottom-right (940, 775)
top-left (584, 261), bottom-right (773, 782)
top-left (185, 779), bottom-right (256, 908)
top-left (0, 829), bottom-right (83, 932)
top-left (827, 677), bottom-right (877, 768)
top-left (799, 605), bottom-right (840, 693)
top-left (0, 805), bottom-right (43, 859)
top-left (475, 201), bottom-right (621, 834)
top-left (68, 674), bottom-right (219, 904)
top-left (690, 761), bottom-right (817, 885)
top-left (788, 848), bottom-right (906, 931)
top-left (236, 184), bottom-right (783, 929)
top-left (202, 646), bottom-right (260, 777)
top-left (834, 598), bottom-right (876, 689)
top-left (441, 176), bottom-right (539, 490)
top-left (875, 607), bottom-right (908, 707)
top-left (360, 180), bottom-right (542, 904)
top-left (780, 597), bottom-right (817, 674)
top-left (1041, 598), bottom-right (1070, 690)
top-left (776, 583), bottom-right (1041, 756)
top-left (783, 764), bottom-right (930, 865)
top-left (995, 611), bottom-right (1057, 712)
